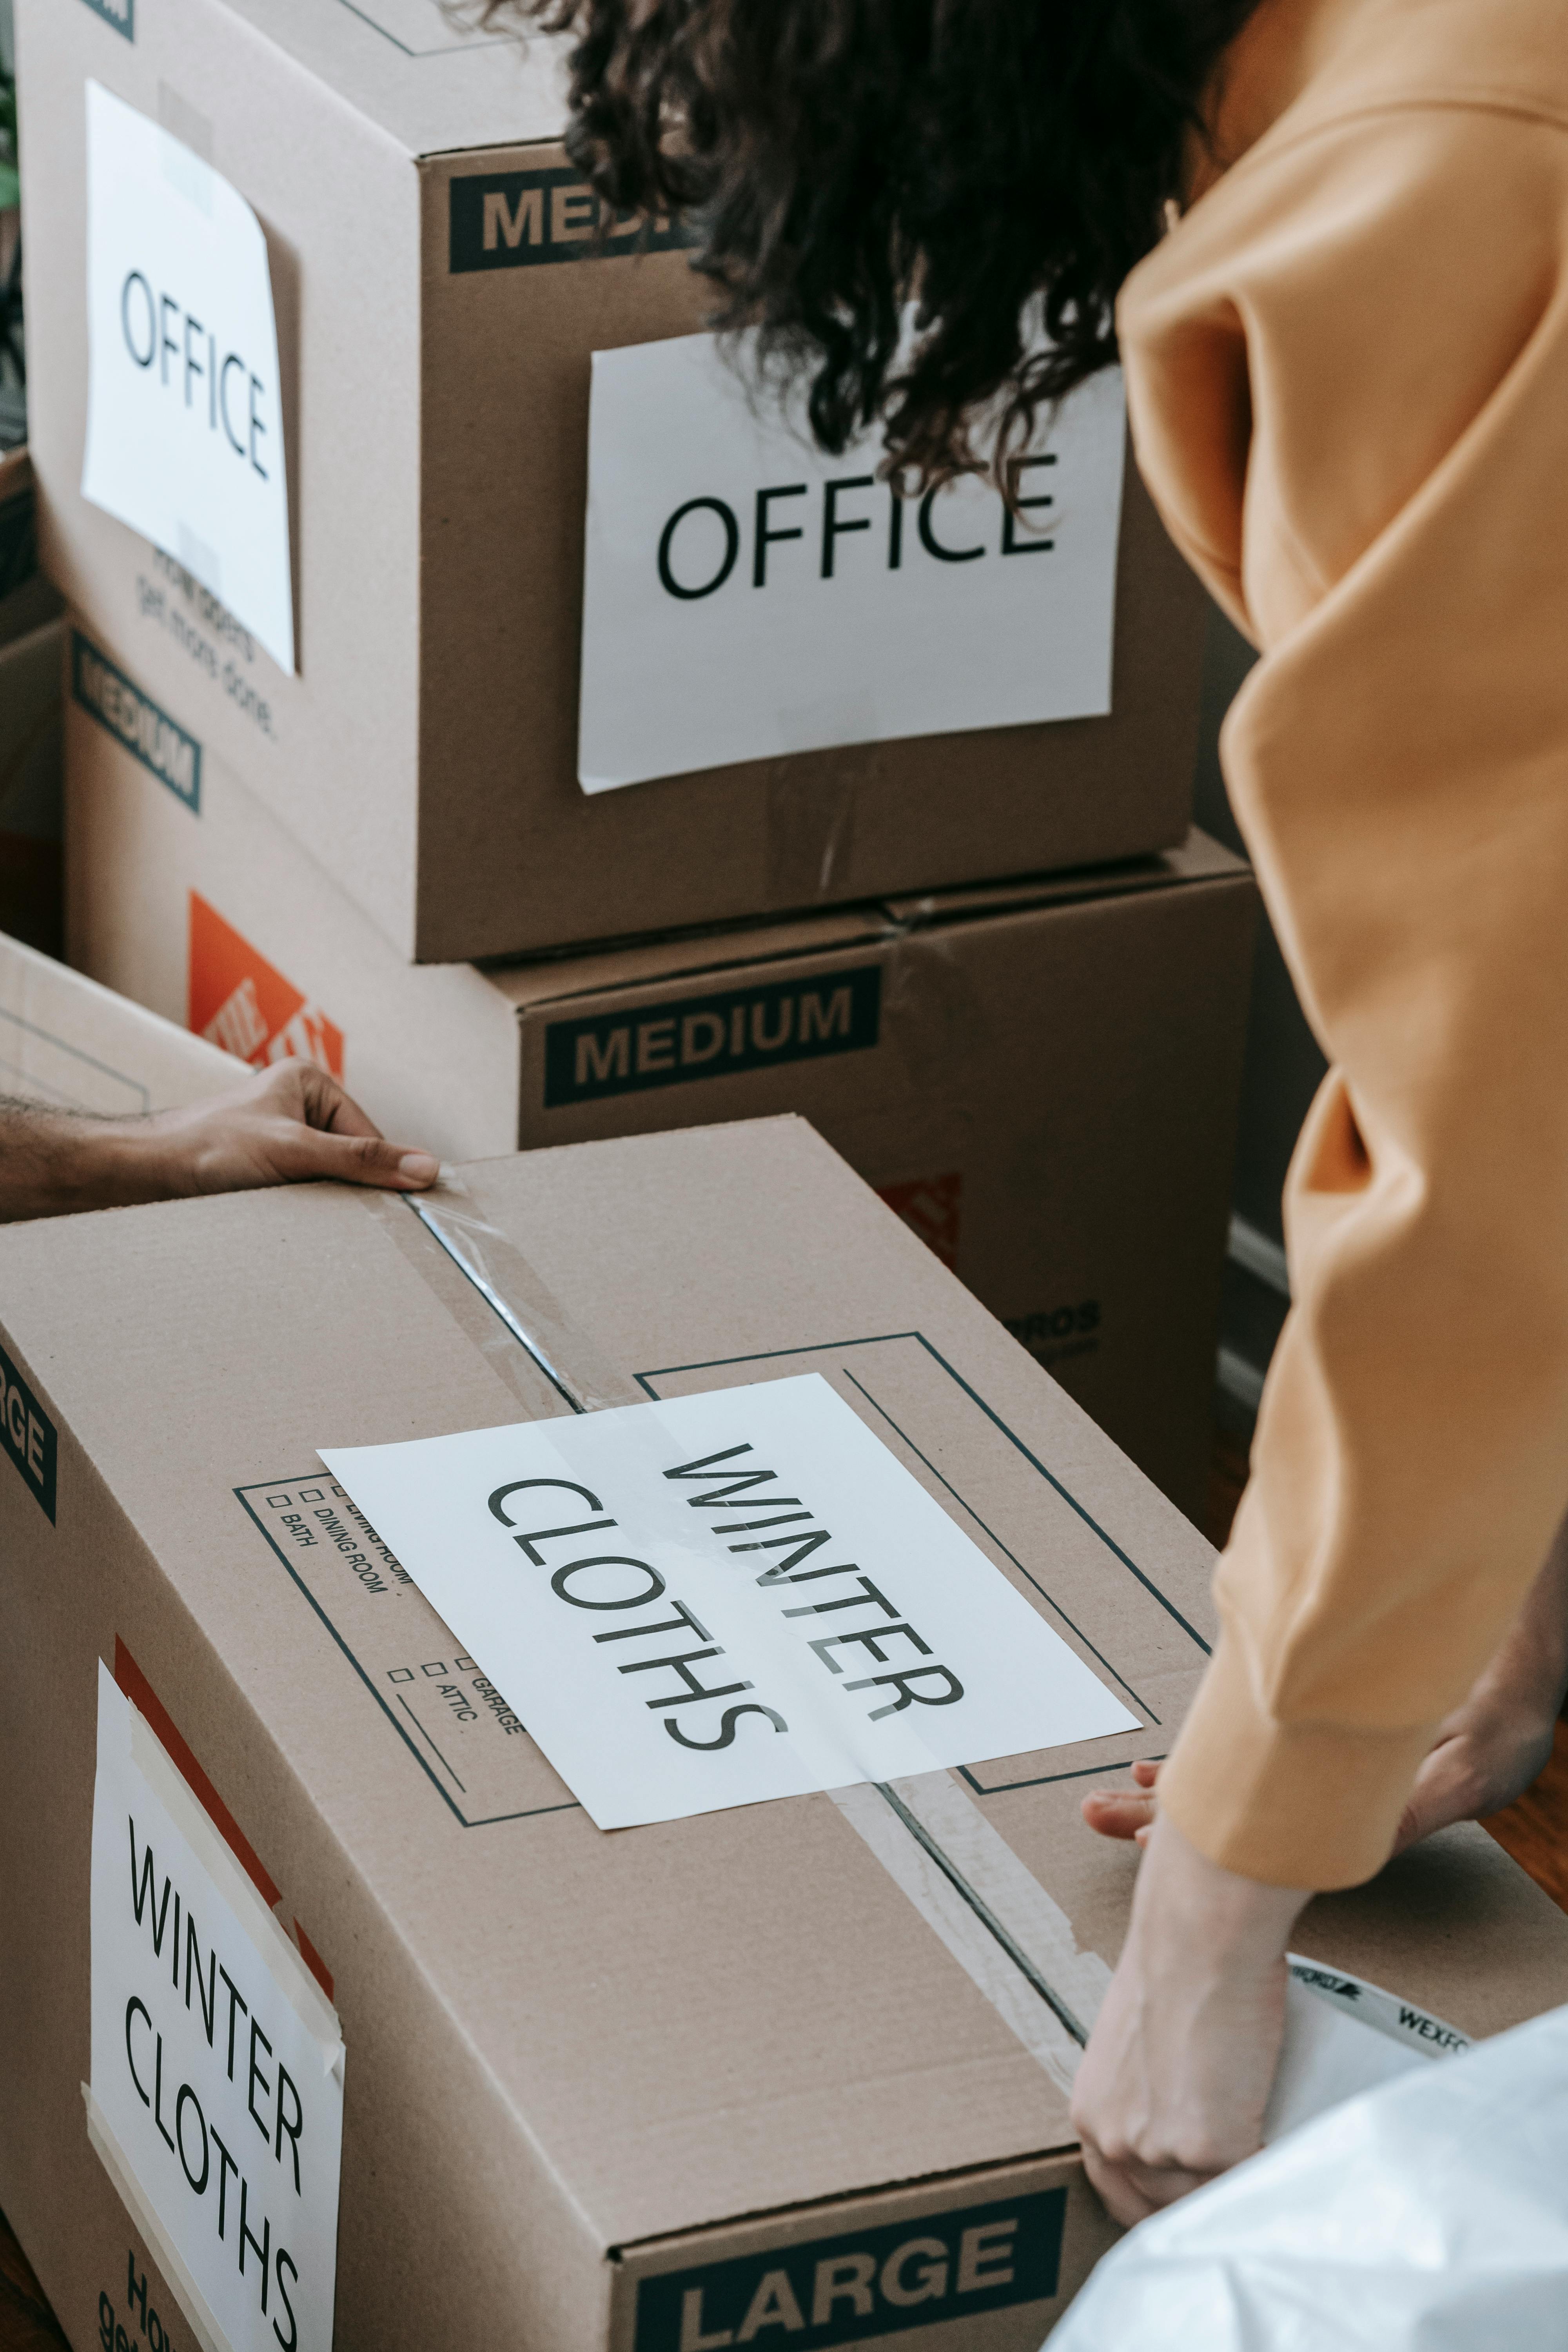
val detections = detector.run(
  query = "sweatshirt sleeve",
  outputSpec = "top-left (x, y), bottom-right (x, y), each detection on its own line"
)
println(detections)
top-left (1119, 101), bottom-right (1568, 1887)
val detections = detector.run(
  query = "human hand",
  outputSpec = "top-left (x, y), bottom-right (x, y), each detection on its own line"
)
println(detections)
top-left (0, 1061), bottom-right (439, 1220)
top-left (1081, 1754), bottom-right (1161, 1847)
top-left (1069, 1811), bottom-right (1307, 2226)
top-left (1083, 1717), bottom-right (1559, 1862)
top-left (1083, 1515), bottom-right (1568, 1860)
top-left (142, 1061), bottom-right (441, 1199)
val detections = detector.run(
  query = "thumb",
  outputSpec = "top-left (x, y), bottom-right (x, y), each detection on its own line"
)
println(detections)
top-left (1392, 1734), bottom-right (1471, 1854)
top-left (264, 1123), bottom-right (439, 1191)
top-left (1081, 1788), bottom-right (1158, 1842)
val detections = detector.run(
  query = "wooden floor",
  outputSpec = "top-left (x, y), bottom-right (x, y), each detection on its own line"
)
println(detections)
top-left (5, 1432), bottom-right (1565, 2348)
top-left (0, 2227), bottom-right (65, 2350)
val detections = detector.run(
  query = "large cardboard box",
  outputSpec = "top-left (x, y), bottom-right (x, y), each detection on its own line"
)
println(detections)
top-left (3, 1121), bottom-right (1566, 2352)
top-left (66, 617), bottom-right (1256, 1514)
top-left (20, 0), bottom-right (1206, 962)
top-left (0, 928), bottom-right (234, 1112)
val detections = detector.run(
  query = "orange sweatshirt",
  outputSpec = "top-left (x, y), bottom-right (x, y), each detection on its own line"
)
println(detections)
top-left (1118, 0), bottom-right (1568, 1887)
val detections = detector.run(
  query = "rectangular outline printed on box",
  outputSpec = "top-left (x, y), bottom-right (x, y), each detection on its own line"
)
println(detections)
top-left (71, 632), bottom-right (201, 814)
top-left (543, 964), bottom-right (882, 1108)
top-left (330, 0), bottom-right (515, 56)
top-left (0, 1336), bottom-right (57, 1523)
top-left (632, 2188), bottom-right (1069, 2349)
top-left (448, 167), bottom-right (700, 274)
top-left (78, 0), bottom-right (134, 38)
top-left (235, 1475), bottom-right (579, 1829)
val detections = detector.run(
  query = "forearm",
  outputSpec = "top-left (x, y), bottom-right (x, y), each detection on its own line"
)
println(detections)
top-left (0, 1067), bottom-right (439, 1221)
top-left (1071, 1811), bottom-right (1307, 2223)
top-left (1465, 1515), bottom-right (1568, 1726)
top-left (0, 1100), bottom-right (185, 1222)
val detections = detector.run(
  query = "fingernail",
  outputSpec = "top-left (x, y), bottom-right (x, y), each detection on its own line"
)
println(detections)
top-left (398, 1152), bottom-right (439, 1183)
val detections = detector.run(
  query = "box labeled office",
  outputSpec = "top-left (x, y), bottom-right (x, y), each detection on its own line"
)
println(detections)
top-left (21, 0), bottom-right (1206, 960)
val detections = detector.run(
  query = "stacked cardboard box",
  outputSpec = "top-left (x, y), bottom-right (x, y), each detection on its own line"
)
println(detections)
top-left (5, 18), bottom-right (1557, 2350)
top-left (63, 620), bottom-right (1254, 1515)
top-left (18, 0), bottom-right (1257, 1506)
top-left (4, 1123), bottom-right (1566, 2352)
top-left (18, 0), bottom-right (1255, 1522)
top-left (22, 0), bottom-right (1207, 962)
top-left (0, 925), bottom-right (235, 1112)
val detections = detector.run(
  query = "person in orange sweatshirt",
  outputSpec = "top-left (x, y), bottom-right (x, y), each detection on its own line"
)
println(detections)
top-left (498, 0), bottom-right (1568, 2220)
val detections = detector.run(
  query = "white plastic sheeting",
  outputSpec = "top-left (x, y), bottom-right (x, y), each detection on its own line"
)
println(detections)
top-left (1051, 2003), bottom-right (1568, 2351)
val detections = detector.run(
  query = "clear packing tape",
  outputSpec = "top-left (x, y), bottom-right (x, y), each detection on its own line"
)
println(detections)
top-left (376, 1177), bottom-right (1489, 2332)
top-left (384, 1174), bottom-right (1115, 2094)
top-left (407, 1174), bottom-right (635, 1416)
top-left (1051, 2001), bottom-right (1568, 2350)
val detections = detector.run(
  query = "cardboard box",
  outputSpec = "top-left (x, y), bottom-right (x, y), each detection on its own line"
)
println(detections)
top-left (3, 1119), bottom-right (1566, 2352)
top-left (20, 0), bottom-right (1206, 962)
top-left (0, 929), bottom-right (235, 1114)
top-left (66, 617), bottom-right (1256, 1514)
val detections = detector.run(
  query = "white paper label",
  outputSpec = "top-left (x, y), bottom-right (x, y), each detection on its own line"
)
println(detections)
top-left (89, 1665), bottom-right (343, 2352)
top-left (578, 332), bottom-right (1126, 792)
top-left (81, 82), bottom-right (296, 673)
top-left (322, 1374), bottom-right (1136, 1829)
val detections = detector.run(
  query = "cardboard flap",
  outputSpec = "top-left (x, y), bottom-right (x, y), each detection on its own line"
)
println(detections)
top-left (881, 828), bottom-right (1251, 932)
top-left (218, 0), bottom-right (575, 157)
top-left (488, 905), bottom-right (897, 1015)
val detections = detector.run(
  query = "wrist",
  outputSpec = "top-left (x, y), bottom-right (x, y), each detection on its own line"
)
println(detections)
top-left (1130, 1811), bottom-right (1308, 1969)
top-left (1469, 1626), bottom-right (1568, 1732)
top-left (46, 1114), bottom-right (190, 1214)
top-left (94, 1112), bottom-right (202, 1207)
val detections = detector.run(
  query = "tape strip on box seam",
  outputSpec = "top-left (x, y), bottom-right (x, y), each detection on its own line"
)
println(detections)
top-left (126, 1695), bottom-right (344, 2069)
top-left (83, 2087), bottom-right (232, 2352)
top-left (407, 1176), bottom-right (634, 1414)
top-left (383, 1177), bottom-right (1109, 2088)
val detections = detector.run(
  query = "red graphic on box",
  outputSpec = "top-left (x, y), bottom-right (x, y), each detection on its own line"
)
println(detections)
top-left (877, 1171), bottom-right (962, 1272)
top-left (187, 892), bottom-right (345, 1079)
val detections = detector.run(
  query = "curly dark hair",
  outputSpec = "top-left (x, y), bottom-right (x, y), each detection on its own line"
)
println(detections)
top-left (479, 0), bottom-right (1256, 483)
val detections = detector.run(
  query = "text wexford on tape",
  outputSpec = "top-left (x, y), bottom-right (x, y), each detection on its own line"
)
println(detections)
top-left (323, 1374), bottom-right (1136, 1829)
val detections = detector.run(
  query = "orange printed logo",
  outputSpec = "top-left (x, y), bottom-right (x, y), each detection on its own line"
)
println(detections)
top-left (877, 1171), bottom-right (962, 1272)
top-left (187, 893), bottom-right (344, 1078)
